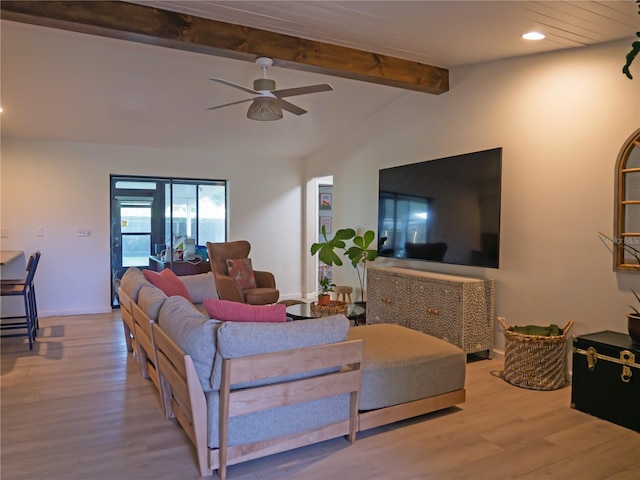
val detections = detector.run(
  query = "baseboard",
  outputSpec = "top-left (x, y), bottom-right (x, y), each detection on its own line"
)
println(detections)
top-left (491, 348), bottom-right (505, 360)
top-left (40, 306), bottom-right (113, 317)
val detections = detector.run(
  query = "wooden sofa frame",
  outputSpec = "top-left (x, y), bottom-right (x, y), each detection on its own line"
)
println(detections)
top-left (118, 286), bottom-right (162, 406)
top-left (357, 389), bottom-right (465, 431)
top-left (131, 301), bottom-right (161, 392)
top-left (153, 323), bottom-right (364, 480)
top-left (118, 288), bottom-right (136, 356)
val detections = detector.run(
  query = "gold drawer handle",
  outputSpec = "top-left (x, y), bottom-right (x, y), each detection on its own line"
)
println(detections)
top-left (426, 308), bottom-right (439, 315)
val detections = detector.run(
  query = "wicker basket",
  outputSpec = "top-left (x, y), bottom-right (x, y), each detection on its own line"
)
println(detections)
top-left (310, 300), bottom-right (348, 316)
top-left (498, 317), bottom-right (574, 391)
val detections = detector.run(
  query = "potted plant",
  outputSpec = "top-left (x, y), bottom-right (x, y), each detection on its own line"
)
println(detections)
top-left (317, 276), bottom-right (335, 306)
top-left (311, 225), bottom-right (378, 303)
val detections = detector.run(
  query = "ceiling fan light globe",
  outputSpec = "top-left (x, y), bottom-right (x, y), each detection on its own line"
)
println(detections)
top-left (247, 98), bottom-right (283, 121)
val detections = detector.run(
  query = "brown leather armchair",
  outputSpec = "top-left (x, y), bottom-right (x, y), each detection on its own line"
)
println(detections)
top-left (206, 240), bottom-right (279, 305)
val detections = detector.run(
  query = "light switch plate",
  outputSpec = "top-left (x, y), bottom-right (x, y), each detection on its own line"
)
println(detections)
top-left (36, 227), bottom-right (44, 237)
top-left (0, 228), bottom-right (8, 238)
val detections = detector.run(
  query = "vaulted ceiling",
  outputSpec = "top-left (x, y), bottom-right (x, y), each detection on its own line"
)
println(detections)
top-left (1, 1), bottom-right (638, 158)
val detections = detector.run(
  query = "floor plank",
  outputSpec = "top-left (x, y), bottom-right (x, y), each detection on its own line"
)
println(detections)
top-left (2, 312), bottom-right (638, 480)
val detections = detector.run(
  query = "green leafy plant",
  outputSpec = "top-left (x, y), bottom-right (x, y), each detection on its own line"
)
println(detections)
top-left (318, 276), bottom-right (336, 296)
top-left (623, 0), bottom-right (640, 79)
top-left (311, 225), bottom-right (378, 302)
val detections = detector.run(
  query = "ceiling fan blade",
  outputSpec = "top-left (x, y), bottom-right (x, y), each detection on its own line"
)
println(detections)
top-left (276, 98), bottom-right (307, 116)
top-left (273, 84), bottom-right (333, 98)
top-left (207, 98), bottom-right (254, 110)
top-left (210, 78), bottom-right (259, 95)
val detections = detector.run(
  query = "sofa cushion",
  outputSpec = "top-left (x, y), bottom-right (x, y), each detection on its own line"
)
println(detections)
top-left (211, 314), bottom-right (350, 390)
top-left (205, 390), bottom-right (349, 449)
top-left (203, 298), bottom-right (286, 323)
top-left (157, 296), bottom-right (222, 392)
top-left (143, 269), bottom-right (193, 302)
top-left (226, 258), bottom-right (256, 289)
top-left (347, 323), bottom-right (466, 410)
top-left (179, 271), bottom-right (218, 304)
top-left (119, 267), bottom-right (149, 302)
top-left (136, 284), bottom-right (168, 321)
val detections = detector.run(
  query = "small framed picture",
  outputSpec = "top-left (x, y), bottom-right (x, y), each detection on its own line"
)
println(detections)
top-left (319, 193), bottom-right (332, 210)
top-left (320, 216), bottom-right (332, 234)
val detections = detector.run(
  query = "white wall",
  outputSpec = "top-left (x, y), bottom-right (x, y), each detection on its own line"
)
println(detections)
top-left (0, 139), bottom-right (304, 316)
top-left (2, 38), bottom-right (639, 352)
top-left (305, 40), bottom-right (640, 352)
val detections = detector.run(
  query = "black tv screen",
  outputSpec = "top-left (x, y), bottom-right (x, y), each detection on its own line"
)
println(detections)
top-left (378, 148), bottom-right (502, 268)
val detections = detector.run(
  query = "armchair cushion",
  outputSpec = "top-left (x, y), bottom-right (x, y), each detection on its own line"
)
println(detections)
top-left (204, 298), bottom-right (286, 323)
top-left (143, 269), bottom-right (193, 302)
top-left (226, 258), bottom-right (257, 289)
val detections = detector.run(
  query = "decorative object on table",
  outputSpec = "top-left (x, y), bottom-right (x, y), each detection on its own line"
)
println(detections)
top-left (498, 317), bottom-right (573, 391)
top-left (310, 300), bottom-right (348, 316)
top-left (317, 276), bottom-right (335, 306)
top-left (310, 225), bottom-right (378, 302)
top-left (571, 331), bottom-right (640, 432)
top-left (622, 0), bottom-right (640, 79)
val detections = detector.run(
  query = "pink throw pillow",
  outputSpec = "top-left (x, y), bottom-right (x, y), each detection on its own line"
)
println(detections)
top-left (204, 298), bottom-right (286, 323)
top-left (226, 258), bottom-right (257, 289)
top-left (143, 269), bottom-right (193, 302)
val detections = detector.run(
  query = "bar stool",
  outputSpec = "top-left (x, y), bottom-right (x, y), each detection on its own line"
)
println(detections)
top-left (334, 285), bottom-right (353, 304)
top-left (1, 251), bottom-right (40, 349)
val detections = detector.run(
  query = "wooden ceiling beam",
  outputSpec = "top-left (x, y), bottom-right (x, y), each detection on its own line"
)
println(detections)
top-left (0, 1), bottom-right (448, 95)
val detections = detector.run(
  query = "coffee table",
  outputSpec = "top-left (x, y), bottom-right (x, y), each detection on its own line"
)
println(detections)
top-left (286, 302), bottom-right (365, 324)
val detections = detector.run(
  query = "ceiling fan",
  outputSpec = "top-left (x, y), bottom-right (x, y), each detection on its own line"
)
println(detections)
top-left (208, 57), bottom-right (333, 121)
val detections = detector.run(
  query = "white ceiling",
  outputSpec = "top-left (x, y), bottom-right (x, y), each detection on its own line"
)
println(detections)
top-left (1, 1), bottom-right (638, 158)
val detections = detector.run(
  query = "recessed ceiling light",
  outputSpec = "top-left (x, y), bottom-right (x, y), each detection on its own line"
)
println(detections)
top-left (522, 32), bottom-right (545, 41)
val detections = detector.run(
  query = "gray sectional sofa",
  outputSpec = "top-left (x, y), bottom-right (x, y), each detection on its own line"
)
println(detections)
top-left (118, 267), bottom-right (466, 479)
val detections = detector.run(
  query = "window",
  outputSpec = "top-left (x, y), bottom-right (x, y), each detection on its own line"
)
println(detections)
top-left (614, 128), bottom-right (640, 271)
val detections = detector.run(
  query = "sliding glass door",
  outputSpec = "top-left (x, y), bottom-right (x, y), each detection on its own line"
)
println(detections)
top-left (110, 175), bottom-right (227, 307)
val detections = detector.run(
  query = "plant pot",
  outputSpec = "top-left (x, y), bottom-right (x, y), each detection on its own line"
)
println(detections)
top-left (627, 313), bottom-right (640, 345)
top-left (317, 294), bottom-right (331, 306)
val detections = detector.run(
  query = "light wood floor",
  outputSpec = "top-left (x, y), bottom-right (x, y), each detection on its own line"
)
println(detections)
top-left (2, 312), bottom-right (639, 480)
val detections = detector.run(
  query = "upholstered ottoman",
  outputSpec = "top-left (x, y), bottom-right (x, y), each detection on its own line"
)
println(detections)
top-left (347, 323), bottom-right (466, 430)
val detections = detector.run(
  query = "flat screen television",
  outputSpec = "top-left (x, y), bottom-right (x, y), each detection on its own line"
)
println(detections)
top-left (378, 148), bottom-right (502, 268)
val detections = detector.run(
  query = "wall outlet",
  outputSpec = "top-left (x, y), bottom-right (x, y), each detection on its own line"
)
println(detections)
top-left (77, 228), bottom-right (91, 237)
top-left (0, 228), bottom-right (8, 238)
